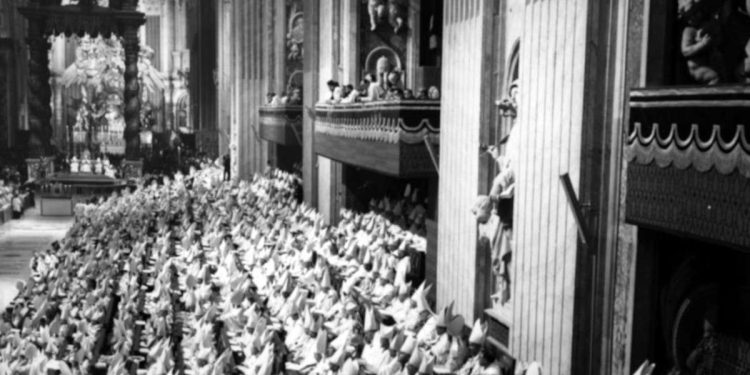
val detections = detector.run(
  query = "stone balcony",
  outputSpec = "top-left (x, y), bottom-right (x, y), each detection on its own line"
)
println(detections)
top-left (625, 85), bottom-right (750, 249)
top-left (313, 100), bottom-right (440, 177)
top-left (259, 105), bottom-right (303, 146)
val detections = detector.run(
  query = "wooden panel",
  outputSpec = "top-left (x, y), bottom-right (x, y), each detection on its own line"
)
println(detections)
top-left (40, 198), bottom-right (73, 216)
top-left (315, 131), bottom-right (437, 178)
top-left (509, 0), bottom-right (589, 373)
top-left (314, 132), bottom-right (400, 176)
top-left (626, 163), bottom-right (750, 249)
top-left (313, 101), bottom-right (440, 178)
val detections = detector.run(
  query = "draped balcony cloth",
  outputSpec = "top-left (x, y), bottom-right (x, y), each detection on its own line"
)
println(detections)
top-left (626, 122), bottom-right (750, 178)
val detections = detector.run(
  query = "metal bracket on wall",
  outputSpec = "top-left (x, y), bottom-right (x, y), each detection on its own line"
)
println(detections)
top-left (423, 135), bottom-right (439, 176)
top-left (289, 121), bottom-right (303, 146)
top-left (248, 123), bottom-right (262, 144)
top-left (560, 173), bottom-right (595, 254)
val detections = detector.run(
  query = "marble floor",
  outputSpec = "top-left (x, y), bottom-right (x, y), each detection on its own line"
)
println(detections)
top-left (0, 208), bottom-right (73, 310)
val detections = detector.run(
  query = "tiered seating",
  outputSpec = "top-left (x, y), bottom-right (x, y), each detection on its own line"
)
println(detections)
top-left (0, 167), bottom-right (508, 375)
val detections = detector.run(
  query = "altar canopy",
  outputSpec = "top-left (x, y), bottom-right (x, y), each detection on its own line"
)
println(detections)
top-left (18, 0), bottom-right (147, 162)
top-left (60, 35), bottom-right (166, 157)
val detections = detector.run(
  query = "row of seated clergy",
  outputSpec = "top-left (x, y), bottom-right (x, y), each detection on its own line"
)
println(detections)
top-left (0, 166), bottom-right (512, 375)
top-left (69, 156), bottom-right (116, 177)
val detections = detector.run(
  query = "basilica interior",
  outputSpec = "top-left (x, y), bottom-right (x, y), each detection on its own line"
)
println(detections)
top-left (1, 0), bottom-right (750, 374)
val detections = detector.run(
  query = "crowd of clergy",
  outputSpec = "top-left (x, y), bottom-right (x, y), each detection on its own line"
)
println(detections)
top-left (0, 165), bottom-right (518, 375)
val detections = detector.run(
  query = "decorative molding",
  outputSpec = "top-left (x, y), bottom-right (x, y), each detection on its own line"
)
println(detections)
top-left (313, 101), bottom-right (440, 145)
top-left (626, 122), bottom-right (750, 177)
top-left (19, 5), bottom-right (147, 38)
top-left (312, 101), bottom-right (440, 177)
top-left (627, 86), bottom-right (750, 177)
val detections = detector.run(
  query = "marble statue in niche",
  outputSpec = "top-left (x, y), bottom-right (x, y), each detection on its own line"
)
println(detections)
top-left (677, 0), bottom-right (750, 84)
top-left (388, 0), bottom-right (408, 33)
top-left (472, 81), bottom-right (520, 309)
top-left (287, 5), bottom-right (304, 61)
top-left (368, 0), bottom-right (408, 32)
top-left (679, 0), bottom-right (724, 84)
top-left (367, 0), bottom-right (387, 31)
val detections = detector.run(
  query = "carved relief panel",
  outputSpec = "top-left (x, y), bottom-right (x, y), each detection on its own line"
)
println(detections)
top-left (285, 0), bottom-right (303, 91)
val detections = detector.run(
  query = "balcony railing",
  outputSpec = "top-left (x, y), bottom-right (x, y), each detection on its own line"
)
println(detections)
top-left (259, 105), bottom-right (303, 146)
top-left (313, 100), bottom-right (440, 177)
top-left (625, 86), bottom-right (750, 249)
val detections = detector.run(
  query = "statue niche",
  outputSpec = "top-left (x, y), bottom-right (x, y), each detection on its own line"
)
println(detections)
top-left (677, 0), bottom-right (750, 84)
top-left (286, 7), bottom-right (303, 61)
top-left (368, 0), bottom-right (408, 33)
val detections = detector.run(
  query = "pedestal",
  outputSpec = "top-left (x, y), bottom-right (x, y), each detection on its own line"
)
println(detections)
top-left (121, 159), bottom-right (143, 179)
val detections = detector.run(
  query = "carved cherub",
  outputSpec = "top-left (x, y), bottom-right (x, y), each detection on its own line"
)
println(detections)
top-left (368, 0), bottom-right (387, 31)
top-left (287, 14), bottom-right (304, 60)
top-left (388, 0), bottom-right (408, 33)
top-left (679, 0), bottom-right (724, 84)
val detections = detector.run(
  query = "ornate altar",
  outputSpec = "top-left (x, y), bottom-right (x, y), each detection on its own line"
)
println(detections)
top-left (38, 172), bottom-right (130, 216)
top-left (18, 0), bottom-right (147, 176)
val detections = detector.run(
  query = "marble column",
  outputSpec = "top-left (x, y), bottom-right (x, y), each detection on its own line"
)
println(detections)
top-left (25, 20), bottom-right (52, 157)
top-left (123, 24), bottom-right (141, 159)
top-left (302, 0), bottom-right (319, 206)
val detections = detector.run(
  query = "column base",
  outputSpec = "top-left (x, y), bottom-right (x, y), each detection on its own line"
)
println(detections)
top-left (121, 159), bottom-right (143, 179)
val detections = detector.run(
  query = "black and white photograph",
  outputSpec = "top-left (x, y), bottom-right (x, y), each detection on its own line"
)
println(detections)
top-left (0, 1), bottom-right (747, 374)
